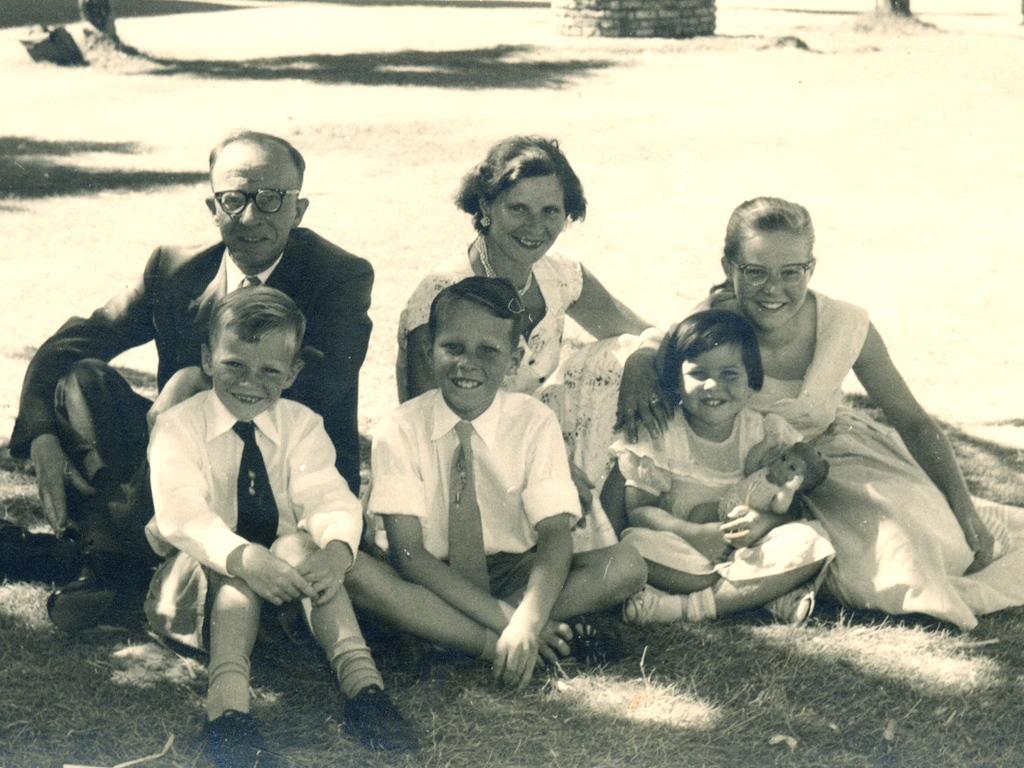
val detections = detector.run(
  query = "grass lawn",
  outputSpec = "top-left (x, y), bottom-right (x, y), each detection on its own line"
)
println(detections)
top-left (1, 2), bottom-right (1023, 766)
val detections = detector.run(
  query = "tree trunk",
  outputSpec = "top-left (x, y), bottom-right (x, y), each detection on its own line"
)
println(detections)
top-left (78, 0), bottom-right (119, 40)
top-left (876, 0), bottom-right (911, 15)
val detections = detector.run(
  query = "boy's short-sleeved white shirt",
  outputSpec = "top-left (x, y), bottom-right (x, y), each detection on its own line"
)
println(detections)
top-left (145, 390), bottom-right (363, 574)
top-left (369, 389), bottom-right (581, 558)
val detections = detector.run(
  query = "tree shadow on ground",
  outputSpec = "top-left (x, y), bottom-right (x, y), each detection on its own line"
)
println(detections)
top-left (0, 136), bottom-right (206, 200)
top-left (145, 45), bottom-right (613, 89)
top-left (281, 0), bottom-right (548, 6)
top-left (0, 0), bottom-right (244, 29)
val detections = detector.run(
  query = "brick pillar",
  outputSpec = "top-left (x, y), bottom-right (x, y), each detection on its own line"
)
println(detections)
top-left (554, 0), bottom-right (715, 38)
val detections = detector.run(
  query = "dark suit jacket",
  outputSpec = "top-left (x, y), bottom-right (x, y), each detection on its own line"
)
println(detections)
top-left (10, 227), bottom-right (373, 493)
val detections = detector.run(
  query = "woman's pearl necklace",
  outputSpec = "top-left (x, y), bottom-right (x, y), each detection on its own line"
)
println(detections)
top-left (479, 238), bottom-right (534, 299)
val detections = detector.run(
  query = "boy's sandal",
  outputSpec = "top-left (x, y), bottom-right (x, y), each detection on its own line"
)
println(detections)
top-left (567, 615), bottom-right (628, 667)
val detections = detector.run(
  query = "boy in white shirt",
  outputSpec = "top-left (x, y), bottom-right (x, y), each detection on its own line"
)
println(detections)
top-left (145, 287), bottom-right (417, 766)
top-left (360, 277), bottom-right (646, 689)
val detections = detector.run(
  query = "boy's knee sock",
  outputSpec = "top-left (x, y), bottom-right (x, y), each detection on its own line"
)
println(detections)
top-left (207, 655), bottom-right (251, 720)
top-left (327, 636), bottom-right (385, 699)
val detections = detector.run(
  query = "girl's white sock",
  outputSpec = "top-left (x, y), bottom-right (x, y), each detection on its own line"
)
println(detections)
top-left (683, 587), bottom-right (718, 623)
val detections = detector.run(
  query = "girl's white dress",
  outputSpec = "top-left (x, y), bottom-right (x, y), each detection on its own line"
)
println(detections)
top-left (612, 410), bottom-right (835, 583)
top-left (397, 244), bottom-right (618, 550)
top-left (743, 291), bottom-right (1024, 630)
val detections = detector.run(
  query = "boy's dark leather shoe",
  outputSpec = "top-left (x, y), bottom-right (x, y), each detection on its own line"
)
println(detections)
top-left (202, 710), bottom-right (279, 768)
top-left (343, 686), bottom-right (420, 752)
top-left (46, 550), bottom-right (153, 631)
top-left (46, 566), bottom-right (118, 631)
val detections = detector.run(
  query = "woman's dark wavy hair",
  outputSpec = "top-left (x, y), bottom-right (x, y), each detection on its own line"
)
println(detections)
top-left (710, 196), bottom-right (815, 303)
top-left (455, 136), bottom-right (586, 232)
top-left (656, 309), bottom-right (764, 405)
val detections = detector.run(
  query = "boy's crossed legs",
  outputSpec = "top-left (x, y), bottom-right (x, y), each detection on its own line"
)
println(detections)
top-left (347, 542), bottom-right (645, 677)
top-left (201, 533), bottom-right (418, 768)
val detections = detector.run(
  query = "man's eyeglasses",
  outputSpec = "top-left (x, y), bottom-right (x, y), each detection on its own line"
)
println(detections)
top-left (213, 189), bottom-right (299, 216)
top-left (728, 259), bottom-right (815, 287)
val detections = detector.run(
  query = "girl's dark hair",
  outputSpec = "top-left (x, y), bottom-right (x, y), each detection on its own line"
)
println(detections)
top-left (710, 196), bottom-right (815, 301)
top-left (656, 309), bottom-right (764, 404)
top-left (455, 136), bottom-right (586, 232)
top-left (428, 276), bottom-right (526, 346)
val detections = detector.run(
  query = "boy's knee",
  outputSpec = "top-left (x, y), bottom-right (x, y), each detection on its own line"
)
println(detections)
top-left (606, 543), bottom-right (648, 599)
top-left (271, 532), bottom-right (316, 567)
top-left (209, 573), bottom-right (261, 613)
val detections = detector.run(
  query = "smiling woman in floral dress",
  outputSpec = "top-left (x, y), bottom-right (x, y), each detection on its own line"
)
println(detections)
top-left (396, 135), bottom-right (664, 550)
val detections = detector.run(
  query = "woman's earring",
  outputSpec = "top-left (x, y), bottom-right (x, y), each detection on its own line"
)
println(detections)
top-left (480, 214), bottom-right (491, 228)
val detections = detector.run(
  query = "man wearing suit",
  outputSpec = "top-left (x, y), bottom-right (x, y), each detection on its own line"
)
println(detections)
top-left (7, 131), bottom-right (373, 629)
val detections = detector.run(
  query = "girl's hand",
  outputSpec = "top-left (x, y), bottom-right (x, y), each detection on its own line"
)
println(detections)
top-left (950, 498), bottom-right (995, 574)
top-left (688, 521), bottom-right (731, 562)
top-left (616, 347), bottom-right (671, 443)
top-left (720, 506), bottom-right (775, 548)
top-left (967, 527), bottom-right (996, 574)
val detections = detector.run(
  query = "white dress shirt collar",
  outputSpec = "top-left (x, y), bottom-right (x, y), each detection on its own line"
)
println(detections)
top-left (201, 389), bottom-right (282, 446)
top-left (429, 390), bottom-right (504, 451)
top-left (223, 250), bottom-right (284, 293)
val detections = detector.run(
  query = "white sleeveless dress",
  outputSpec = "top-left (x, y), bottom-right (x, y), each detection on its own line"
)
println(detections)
top-left (747, 291), bottom-right (1024, 630)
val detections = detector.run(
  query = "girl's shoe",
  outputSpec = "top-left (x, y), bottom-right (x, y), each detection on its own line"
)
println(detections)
top-left (765, 584), bottom-right (816, 626)
top-left (622, 586), bottom-right (683, 625)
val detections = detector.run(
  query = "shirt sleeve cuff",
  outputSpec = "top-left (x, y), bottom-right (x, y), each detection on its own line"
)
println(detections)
top-left (523, 478), bottom-right (581, 528)
top-left (367, 475), bottom-right (428, 518)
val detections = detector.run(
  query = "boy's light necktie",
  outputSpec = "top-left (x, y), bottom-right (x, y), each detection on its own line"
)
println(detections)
top-left (232, 420), bottom-right (278, 547)
top-left (447, 421), bottom-right (489, 591)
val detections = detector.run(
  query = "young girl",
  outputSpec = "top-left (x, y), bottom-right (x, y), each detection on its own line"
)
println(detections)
top-left (615, 309), bottom-right (835, 625)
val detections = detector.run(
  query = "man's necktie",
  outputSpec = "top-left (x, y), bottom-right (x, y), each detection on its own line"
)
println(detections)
top-left (447, 421), bottom-right (489, 590)
top-left (232, 421), bottom-right (278, 547)
top-left (241, 275), bottom-right (262, 289)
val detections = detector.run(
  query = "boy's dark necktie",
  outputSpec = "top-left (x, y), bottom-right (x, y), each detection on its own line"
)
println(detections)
top-left (232, 421), bottom-right (278, 547)
top-left (448, 421), bottom-right (489, 590)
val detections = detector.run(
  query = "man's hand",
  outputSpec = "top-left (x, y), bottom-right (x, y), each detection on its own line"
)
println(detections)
top-left (494, 615), bottom-right (542, 691)
top-left (30, 433), bottom-right (93, 535)
top-left (147, 366), bottom-right (211, 431)
top-left (228, 544), bottom-right (316, 605)
top-left (297, 541), bottom-right (353, 605)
